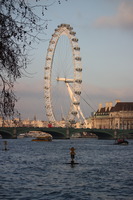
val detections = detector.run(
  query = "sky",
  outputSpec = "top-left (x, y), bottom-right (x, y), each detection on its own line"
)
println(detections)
top-left (14, 0), bottom-right (133, 121)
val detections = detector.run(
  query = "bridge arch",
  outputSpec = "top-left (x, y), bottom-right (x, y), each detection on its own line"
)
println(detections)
top-left (91, 130), bottom-right (113, 139)
top-left (0, 130), bottom-right (12, 139)
top-left (37, 127), bottom-right (69, 139)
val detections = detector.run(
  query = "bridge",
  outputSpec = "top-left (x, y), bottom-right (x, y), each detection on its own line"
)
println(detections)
top-left (0, 127), bottom-right (133, 139)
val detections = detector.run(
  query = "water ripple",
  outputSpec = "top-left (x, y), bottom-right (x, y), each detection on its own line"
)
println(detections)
top-left (0, 138), bottom-right (133, 200)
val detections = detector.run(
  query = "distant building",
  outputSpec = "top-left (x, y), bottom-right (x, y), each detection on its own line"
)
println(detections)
top-left (1, 101), bottom-right (133, 129)
top-left (91, 101), bottom-right (133, 129)
top-left (0, 117), bottom-right (49, 128)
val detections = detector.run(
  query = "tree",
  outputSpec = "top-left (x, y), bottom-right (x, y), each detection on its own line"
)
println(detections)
top-left (0, 0), bottom-right (66, 119)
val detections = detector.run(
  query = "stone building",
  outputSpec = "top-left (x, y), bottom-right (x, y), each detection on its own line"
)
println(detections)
top-left (0, 117), bottom-right (49, 128)
top-left (91, 101), bottom-right (133, 130)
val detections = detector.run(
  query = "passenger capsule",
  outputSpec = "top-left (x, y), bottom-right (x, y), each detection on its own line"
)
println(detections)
top-left (44, 76), bottom-right (49, 80)
top-left (71, 111), bottom-right (78, 115)
top-left (75, 57), bottom-right (81, 61)
top-left (45, 67), bottom-right (50, 70)
top-left (75, 79), bottom-right (82, 83)
top-left (46, 57), bottom-right (51, 60)
top-left (75, 91), bottom-right (81, 95)
top-left (73, 102), bottom-right (80, 105)
top-left (75, 68), bottom-right (82, 72)
top-left (74, 47), bottom-right (80, 51)
top-left (70, 31), bottom-right (76, 36)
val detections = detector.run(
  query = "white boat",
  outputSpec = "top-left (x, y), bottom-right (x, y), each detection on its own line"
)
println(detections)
top-left (17, 133), bottom-right (26, 138)
top-left (32, 132), bottom-right (52, 142)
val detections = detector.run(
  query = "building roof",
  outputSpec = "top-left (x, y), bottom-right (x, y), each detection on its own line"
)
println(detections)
top-left (96, 102), bottom-right (133, 114)
top-left (111, 102), bottom-right (133, 112)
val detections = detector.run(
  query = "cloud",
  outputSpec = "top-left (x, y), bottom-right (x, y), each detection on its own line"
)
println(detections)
top-left (94, 1), bottom-right (133, 30)
top-left (82, 84), bottom-right (133, 106)
top-left (14, 79), bottom-right (133, 120)
top-left (14, 79), bottom-right (43, 96)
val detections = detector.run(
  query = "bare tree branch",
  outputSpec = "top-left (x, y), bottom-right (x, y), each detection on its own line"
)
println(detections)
top-left (0, 0), bottom-right (67, 119)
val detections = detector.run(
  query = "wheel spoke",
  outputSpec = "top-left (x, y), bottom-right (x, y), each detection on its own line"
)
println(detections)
top-left (44, 24), bottom-right (82, 125)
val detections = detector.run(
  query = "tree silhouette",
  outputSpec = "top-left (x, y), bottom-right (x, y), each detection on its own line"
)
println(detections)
top-left (0, 0), bottom-right (66, 119)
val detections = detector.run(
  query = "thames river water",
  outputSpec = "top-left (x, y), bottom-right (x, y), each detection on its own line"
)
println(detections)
top-left (0, 138), bottom-right (133, 200)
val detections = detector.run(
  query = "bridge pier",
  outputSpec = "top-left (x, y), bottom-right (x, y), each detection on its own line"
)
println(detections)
top-left (12, 128), bottom-right (17, 139)
top-left (66, 128), bottom-right (70, 139)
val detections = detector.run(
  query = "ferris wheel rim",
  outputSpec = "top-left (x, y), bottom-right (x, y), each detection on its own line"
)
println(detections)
top-left (44, 24), bottom-right (82, 123)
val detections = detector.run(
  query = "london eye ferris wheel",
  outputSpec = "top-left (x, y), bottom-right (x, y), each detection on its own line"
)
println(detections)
top-left (44, 24), bottom-right (86, 125)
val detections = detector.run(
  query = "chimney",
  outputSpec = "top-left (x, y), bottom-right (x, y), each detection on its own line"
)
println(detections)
top-left (116, 99), bottom-right (121, 104)
top-left (105, 102), bottom-right (109, 111)
top-left (108, 102), bottom-right (113, 111)
top-left (98, 103), bottom-right (102, 112)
